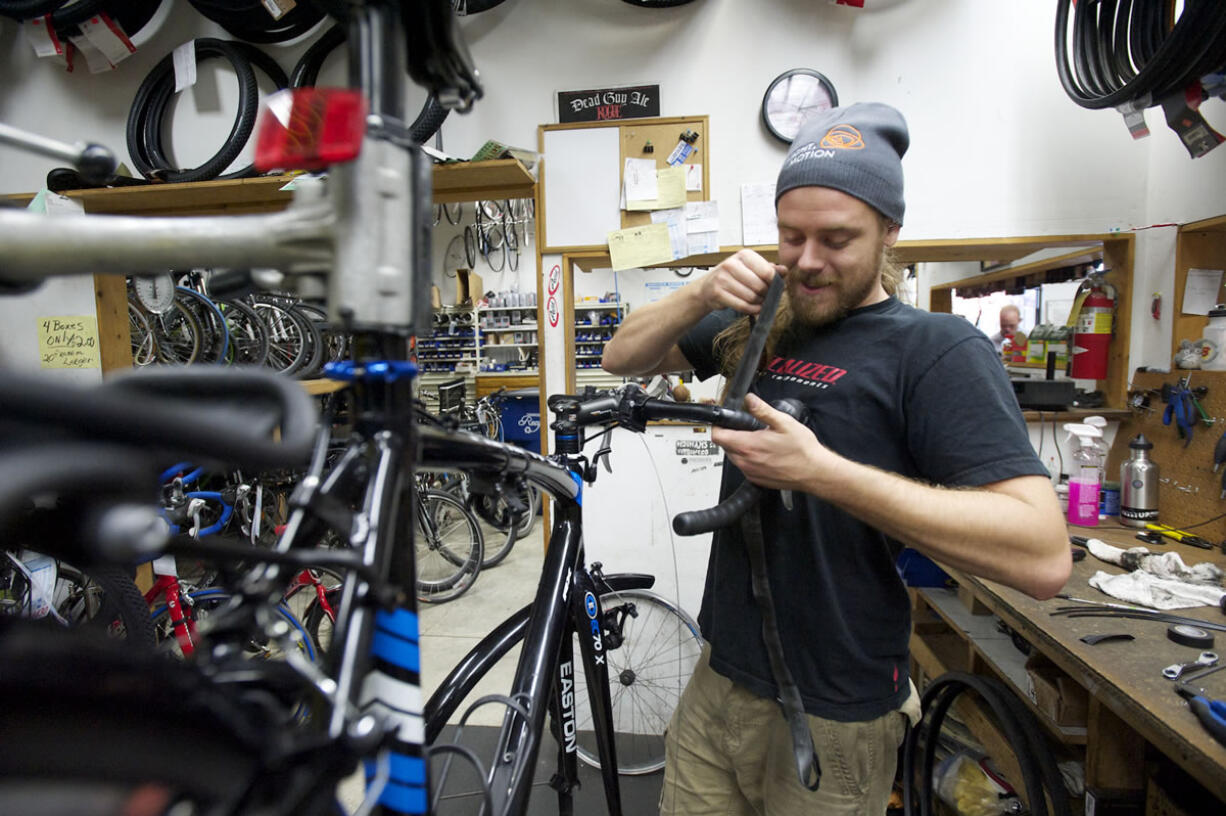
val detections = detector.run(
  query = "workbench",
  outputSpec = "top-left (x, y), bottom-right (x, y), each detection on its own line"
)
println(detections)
top-left (911, 519), bottom-right (1226, 811)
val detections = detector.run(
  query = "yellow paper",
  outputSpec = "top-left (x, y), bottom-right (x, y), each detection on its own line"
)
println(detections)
top-left (626, 166), bottom-right (687, 211)
top-left (37, 315), bottom-right (101, 369)
top-left (607, 223), bottom-right (674, 271)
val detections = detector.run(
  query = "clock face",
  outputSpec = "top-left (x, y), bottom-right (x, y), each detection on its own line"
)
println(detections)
top-left (133, 273), bottom-right (176, 314)
top-left (762, 69), bottom-right (839, 144)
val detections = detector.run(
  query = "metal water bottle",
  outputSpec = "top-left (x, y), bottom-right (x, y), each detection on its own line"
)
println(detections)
top-left (1120, 434), bottom-right (1159, 528)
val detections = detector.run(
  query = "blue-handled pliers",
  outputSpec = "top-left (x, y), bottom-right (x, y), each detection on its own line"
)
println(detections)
top-left (1177, 664), bottom-right (1226, 747)
top-left (1163, 384), bottom-right (1196, 447)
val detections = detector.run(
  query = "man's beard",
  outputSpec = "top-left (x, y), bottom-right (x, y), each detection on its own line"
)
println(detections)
top-left (785, 244), bottom-right (885, 329)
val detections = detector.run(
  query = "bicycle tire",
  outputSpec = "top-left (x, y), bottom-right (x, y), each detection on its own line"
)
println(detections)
top-left (133, 295), bottom-right (204, 365)
top-left (463, 224), bottom-right (477, 268)
top-left (468, 483), bottom-right (538, 568)
top-left (294, 301), bottom-right (349, 368)
top-left (126, 38), bottom-right (258, 184)
top-left (443, 201), bottom-right (464, 225)
top-left (620, 0), bottom-right (700, 6)
top-left (0, 0), bottom-right (62, 20)
top-left (174, 286), bottom-right (231, 364)
top-left (218, 297), bottom-right (270, 367)
top-left (54, 563), bottom-right (158, 649)
top-left (150, 587), bottom-right (316, 663)
top-left (127, 300), bottom-right (159, 367)
top-left (281, 567), bottom-right (344, 657)
top-left (251, 298), bottom-right (309, 375)
top-left (415, 488), bottom-right (483, 604)
top-left (572, 589), bottom-right (703, 775)
top-left (286, 302), bottom-right (325, 379)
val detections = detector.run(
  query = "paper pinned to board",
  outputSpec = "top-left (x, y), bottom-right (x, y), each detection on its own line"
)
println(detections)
top-left (685, 163), bottom-right (702, 191)
top-left (740, 182), bottom-right (777, 245)
top-left (627, 165), bottom-right (686, 211)
top-left (623, 157), bottom-right (658, 201)
top-left (37, 315), bottom-right (101, 369)
top-left (608, 223), bottom-right (673, 270)
top-left (650, 208), bottom-right (687, 260)
top-left (1182, 268), bottom-right (1224, 315)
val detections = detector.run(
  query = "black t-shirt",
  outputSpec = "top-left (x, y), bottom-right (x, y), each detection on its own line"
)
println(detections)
top-left (678, 297), bottom-right (1046, 721)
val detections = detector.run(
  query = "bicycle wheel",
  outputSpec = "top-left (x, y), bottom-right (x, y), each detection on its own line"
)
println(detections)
top-left (282, 567), bottom-right (345, 657)
top-left (174, 286), bottom-right (230, 364)
top-left (140, 297), bottom-right (204, 365)
top-left (468, 483), bottom-right (539, 568)
top-left (219, 298), bottom-right (270, 367)
top-left (127, 301), bottom-right (158, 367)
top-left (150, 588), bottom-right (316, 663)
top-left (572, 589), bottom-right (703, 775)
top-left (53, 563), bottom-right (158, 650)
top-left (251, 298), bottom-right (309, 375)
top-left (414, 489), bottom-right (483, 603)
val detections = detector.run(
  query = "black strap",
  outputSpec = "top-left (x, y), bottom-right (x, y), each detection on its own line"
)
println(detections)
top-left (741, 504), bottom-right (820, 791)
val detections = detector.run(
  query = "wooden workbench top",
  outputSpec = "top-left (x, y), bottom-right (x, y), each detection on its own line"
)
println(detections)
top-left (946, 520), bottom-right (1226, 800)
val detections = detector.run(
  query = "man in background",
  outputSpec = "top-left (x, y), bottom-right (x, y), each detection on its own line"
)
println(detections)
top-left (990, 303), bottom-right (1021, 353)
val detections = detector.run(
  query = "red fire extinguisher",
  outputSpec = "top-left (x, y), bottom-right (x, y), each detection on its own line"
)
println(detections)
top-left (1070, 275), bottom-right (1115, 380)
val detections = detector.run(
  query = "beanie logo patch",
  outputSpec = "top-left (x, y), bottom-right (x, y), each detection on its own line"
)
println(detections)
top-left (819, 124), bottom-right (865, 150)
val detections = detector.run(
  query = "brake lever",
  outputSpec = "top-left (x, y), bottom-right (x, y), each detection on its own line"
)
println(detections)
top-left (594, 427), bottom-right (614, 474)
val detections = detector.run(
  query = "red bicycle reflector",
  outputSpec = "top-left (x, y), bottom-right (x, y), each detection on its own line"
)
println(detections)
top-left (254, 88), bottom-right (367, 172)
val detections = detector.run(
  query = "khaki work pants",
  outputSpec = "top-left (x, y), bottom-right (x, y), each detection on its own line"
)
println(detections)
top-left (660, 646), bottom-right (920, 816)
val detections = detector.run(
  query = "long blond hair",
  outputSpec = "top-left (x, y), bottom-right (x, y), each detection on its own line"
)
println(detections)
top-left (713, 233), bottom-right (900, 381)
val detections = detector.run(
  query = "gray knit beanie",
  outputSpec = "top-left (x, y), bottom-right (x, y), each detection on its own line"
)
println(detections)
top-left (774, 102), bottom-right (909, 225)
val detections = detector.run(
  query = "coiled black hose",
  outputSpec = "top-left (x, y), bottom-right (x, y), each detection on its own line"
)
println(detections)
top-left (903, 672), bottom-right (1071, 816)
top-left (188, 0), bottom-right (328, 44)
top-left (1, 0), bottom-right (164, 44)
top-left (0, 1), bottom-right (63, 20)
top-left (127, 38), bottom-right (284, 183)
top-left (1055, 0), bottom-right (1226, 110)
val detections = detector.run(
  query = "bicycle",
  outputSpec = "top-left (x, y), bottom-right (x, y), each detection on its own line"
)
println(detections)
top-left (0, 2), bottom-right (763, 812)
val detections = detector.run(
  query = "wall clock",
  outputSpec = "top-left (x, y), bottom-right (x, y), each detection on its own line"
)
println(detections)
top-left (761, 69), bottom-right (839, 144)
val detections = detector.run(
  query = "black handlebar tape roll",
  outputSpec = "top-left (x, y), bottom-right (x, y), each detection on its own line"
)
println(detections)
top-left (673, 480), bottom-right (760, 537)
top-left (127, 38), bottom-right (259, 183)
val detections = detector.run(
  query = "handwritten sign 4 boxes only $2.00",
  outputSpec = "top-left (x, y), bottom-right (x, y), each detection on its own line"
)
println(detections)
top-left (37, 315), bottom-right (101, 369)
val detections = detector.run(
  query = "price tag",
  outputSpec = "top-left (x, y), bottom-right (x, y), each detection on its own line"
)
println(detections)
top-left (67, 33), bottom-right (114, 74)
top-left (261, 0), bottom-right (297, 20)
top-left (79, 14), bottom-right (135, 67)
top-left (173, 41), bottom-right (197, 93)
top-left (22, 15), bottom-right (63, 58)
top-left (37, 315), bottom-right (101, 370)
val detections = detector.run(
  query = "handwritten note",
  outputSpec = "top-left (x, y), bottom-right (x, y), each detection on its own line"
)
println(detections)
top-left (624, 158), bottom-right (658, 201)
top-left (741, 182), bottom-right (777, 246)
top-left (650, 207), bottom-right (687, 260)
top-left (1182, 268), bottom-right (1225, 316)
top-left (38, 315), bottom-right (101, 369)
top-left (627, 166), bottom-right (686, 211)
top-left (607, 223), bottom-right (673, 271)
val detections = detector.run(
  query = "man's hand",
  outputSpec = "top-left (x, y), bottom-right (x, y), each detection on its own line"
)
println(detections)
top-left (712, 394), bottom-right (840, 492)
top-left (699, 249), bottom-right (786, 315)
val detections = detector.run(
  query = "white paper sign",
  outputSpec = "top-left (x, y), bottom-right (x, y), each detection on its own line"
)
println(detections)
top-left (624, 158), bottom-right (658, 201)
top-left (685, 200), bottom-right (719, 234)
top-left (650, 207), bottom-right (687, 260)
top-left (685, 163), bottom-right (702, 191)
top-left (1182, 268), bottom-right (1224, 316)
top-left (740, 183), bottom-right (777, 246)
top-left (174, 41), bottom-right (198, 93)
top-left (79, 14), bottom-right (135, 66)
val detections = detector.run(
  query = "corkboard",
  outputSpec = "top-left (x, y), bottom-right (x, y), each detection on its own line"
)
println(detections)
top-left (1105, 369), bottom-right (1226, 544)
top-left (618, 116), bottom-right (710, 229)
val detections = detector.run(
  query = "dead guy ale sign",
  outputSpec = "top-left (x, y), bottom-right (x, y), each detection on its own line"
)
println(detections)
top-left (558, 85), bottom-right (660, 123)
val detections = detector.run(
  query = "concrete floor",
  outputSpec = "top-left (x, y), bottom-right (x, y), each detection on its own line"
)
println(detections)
top-left (339, 523), bottom-right (667, 814)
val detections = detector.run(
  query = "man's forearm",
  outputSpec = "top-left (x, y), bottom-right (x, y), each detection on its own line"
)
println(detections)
top-left (816, 460), bottom-right (1070, 599)
top-left (602, 283), bottom-right (710, 375)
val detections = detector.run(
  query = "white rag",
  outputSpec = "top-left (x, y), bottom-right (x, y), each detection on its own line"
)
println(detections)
top-left (1083, 538), bottom-right (1225, 610)
top-left (1088, 569), bottom-right (1226, 610)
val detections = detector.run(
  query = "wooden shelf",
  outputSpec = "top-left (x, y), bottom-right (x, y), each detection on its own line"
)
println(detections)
top-left (931, 245), bottom-right (1102, 293)
top-left (3, 159), bottom-right (536, 214)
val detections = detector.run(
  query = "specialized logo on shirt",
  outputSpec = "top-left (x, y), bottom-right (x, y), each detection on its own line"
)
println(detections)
top-left (820, 124), bottom-right (865, 150)
top-left (765, 355), bottom-right (847, 390)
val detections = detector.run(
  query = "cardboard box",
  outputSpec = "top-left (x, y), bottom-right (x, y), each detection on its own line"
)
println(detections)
top-left (456, 269), bottom-right (483, 306)
top-left (1024, 654), bottom-right (1089, 727)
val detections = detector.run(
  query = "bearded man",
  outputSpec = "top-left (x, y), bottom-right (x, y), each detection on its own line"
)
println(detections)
top-left (602, 103), bottom-right (1069, 816)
